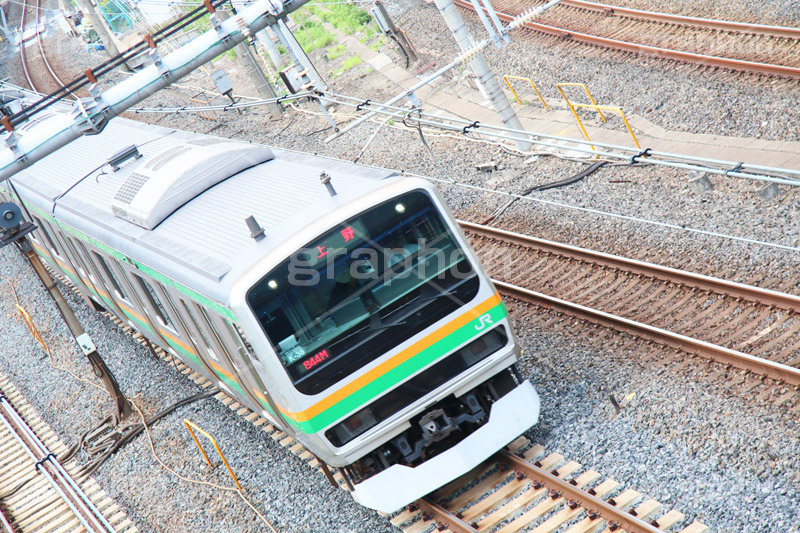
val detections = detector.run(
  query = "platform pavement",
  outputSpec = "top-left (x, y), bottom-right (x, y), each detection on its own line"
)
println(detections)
top-left (331, 28), bottom-right (800, 172)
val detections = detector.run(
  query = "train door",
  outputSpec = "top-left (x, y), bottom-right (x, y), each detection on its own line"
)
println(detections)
top-left (151, 284), bottom-right (242, 402)
top-left (171, 294), bottom-right (271, 416)
top-left (204, 310), bottom-right (281, 416)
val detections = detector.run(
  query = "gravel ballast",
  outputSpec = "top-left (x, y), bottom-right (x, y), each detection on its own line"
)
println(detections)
top-left (1, 0), bottom-right (799, 531)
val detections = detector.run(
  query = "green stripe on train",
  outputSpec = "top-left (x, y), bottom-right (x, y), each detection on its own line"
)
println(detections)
top-left (23, 202), bottom-right (235, 320)
top-left (35, 249), bottom-right (260, 409)
top-left (286, 301), bottom-right (509, 434)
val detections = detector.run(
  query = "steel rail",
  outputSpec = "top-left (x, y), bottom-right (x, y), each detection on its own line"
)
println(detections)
top-left (19, 0), bottom-right (69, 95)
top-left (0, 507), bottom-right (14, 533)
top-left (497, 450), bottom-right (664, 533)
top-left (460, 220), bottom-right (800, 313)
top-left (0, 394), bottom-right (115, 533)
top-left (454, 0), bottom-right (800, 79)
top-left (559, 0), bottom-right (800, 39)
top-left (417, 498), bottom-right (478, 533)
top-left (494, 279), bottom-right (800, 386)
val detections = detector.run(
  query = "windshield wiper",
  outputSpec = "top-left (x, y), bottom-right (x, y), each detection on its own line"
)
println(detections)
top-left (334, 317), bottom-right (409, 347)
top-left (383, 284), bottom-right (464, 322)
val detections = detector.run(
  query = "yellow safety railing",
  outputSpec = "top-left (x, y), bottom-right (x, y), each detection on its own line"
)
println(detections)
top-left (556, 83), bottom-right (640, 150)
top-left (184, 419), bottom-right (242, 490)
top-left (503, 75), bottom-right (549, 110)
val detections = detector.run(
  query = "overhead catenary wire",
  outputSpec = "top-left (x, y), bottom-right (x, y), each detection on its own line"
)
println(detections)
top-left (125, 91), bottom-right (800, 253)
top-left (271, 96), bottom-right (800, 254)
top-left (320, 91), bottom-right (800, 185)
top-left (122, 85), bottom-right (800, 188)
top-left (421, 173), bottom-right (800, 253)
top-left (280, 96), bottom-right (800, 253)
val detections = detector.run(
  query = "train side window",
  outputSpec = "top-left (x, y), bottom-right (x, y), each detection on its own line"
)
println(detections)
top-left (74, 241), bottom-right (99, 283)
top-left (93, 252), bottom-right (129, 302)
top-left (65, 237), bottom-right (96, 283)
top-left (181, 300), bottom-right (219, 361)
top-left (32, 217), bottom-right (64, 260)
top-left (133, 274), bottom-right (175, 331)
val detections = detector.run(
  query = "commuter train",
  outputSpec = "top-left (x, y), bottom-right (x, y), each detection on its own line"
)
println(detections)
top-left (0, 116), bottom-right (540, 512)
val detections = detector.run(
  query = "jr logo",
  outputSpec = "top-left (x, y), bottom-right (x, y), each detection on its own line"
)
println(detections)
top-left (474, 313), bottom-right (494, 331)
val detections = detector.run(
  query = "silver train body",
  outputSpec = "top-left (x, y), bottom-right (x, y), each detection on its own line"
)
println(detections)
top-left (1, 116), bottom-right (540, 512)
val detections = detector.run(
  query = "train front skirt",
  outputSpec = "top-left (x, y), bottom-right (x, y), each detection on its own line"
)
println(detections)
top-left (351, 380), bottom-right (541, 513)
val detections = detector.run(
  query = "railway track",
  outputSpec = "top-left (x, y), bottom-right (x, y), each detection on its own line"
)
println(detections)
top-left (29, 238), bottom-right (717, 532)
top-left (104, 314), bottom-right (710, 533)
top-left (455, 0), bottom-right (800, 79)
top-left (19, 0), bottom-right (69, 94)
top-left (393, 439), bottom-right (708, 533)
top-left (461, 220), bottom-right (800, 399)
top-left (0, 374), bottom-right (137, 533)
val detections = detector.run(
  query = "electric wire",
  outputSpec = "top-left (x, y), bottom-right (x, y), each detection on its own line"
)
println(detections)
top-left (131, 400), bottom-right (279, 532)
top-left (121, 89), bottom-right (800, 187)
top-left (266, 98), bottom-right (800, 253)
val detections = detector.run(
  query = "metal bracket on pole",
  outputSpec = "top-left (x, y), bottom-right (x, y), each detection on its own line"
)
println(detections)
top-left (480, 0), bottom-right (510, 43)
top-left (468, 0), bottom-right (501, 47)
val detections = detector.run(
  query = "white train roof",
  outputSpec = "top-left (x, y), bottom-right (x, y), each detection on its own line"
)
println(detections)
top-left (10, 117), bottom-right (398, 303)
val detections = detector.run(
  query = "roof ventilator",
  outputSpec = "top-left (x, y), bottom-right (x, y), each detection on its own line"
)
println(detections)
top-left (107, 145), bottom-right (142, 171)
top-left (111, 137), bottom-right (273, 229)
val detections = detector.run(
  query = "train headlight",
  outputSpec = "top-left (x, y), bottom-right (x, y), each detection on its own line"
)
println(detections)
top-left (394, 203), bottom-right (406, 214)
top-left (267, 280), bottom-right (278, 289)
top-left (326, 406), bottom-right (379, 447)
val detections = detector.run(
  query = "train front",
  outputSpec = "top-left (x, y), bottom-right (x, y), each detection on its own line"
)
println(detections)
top-left (232, 177), bottom-right (540, 513)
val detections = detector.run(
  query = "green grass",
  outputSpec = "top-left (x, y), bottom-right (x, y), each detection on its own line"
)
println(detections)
top-left (342, 55), bottom-right (363, 70)
top-left (369, 37), bottom-right (387, 51)
top-left (292, 20), bottom-right (336, 52)
top-left (296, 0), bottom-right (374, 36)
top-left (327, 44), bottom-right (346, 61)
top-left (332, 54), bottom-right (363, 78)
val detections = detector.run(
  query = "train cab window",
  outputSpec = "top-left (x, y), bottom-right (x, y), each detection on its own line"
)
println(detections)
top-left (246, 190), bottom-right (480, 394)
top-left (133, 275), bottom-right (176, 331)
top-left (93, 252), bottom-right (129, 302)
top-left (33, 217), bottom-right (65, 260)
top-left (181, 300), bottom-right (219, 361)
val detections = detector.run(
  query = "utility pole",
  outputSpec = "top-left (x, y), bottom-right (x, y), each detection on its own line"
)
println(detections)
top-left (235, 42), bottom-right (282, 117)
top-left (73, 0), bottom-right (126, 65)
top-left (372, 1), bottom-right (416, 67)
top-left (19, 239), bottom-right (134, 423)
top-left (432, 0), bottom-right (531, 151)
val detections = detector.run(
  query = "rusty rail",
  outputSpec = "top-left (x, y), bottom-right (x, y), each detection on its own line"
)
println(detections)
top-left (454, 0), bottom-right (800, 79)
top-left (459, 220), bottom-right (800, 314)
top-left (494, 279), bottom-right (800, 386)
top-left (497, 451), bottom-right (665, 533)
top-left (19, 0), bottom-right (70, 94)
top-left (560, 0), bottom-right (800, 39)
top-left (416, 498), bottom-right (478, 533)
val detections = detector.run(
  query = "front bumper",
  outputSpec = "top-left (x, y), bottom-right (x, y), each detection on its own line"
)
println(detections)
top-left (350, 380), bottom-right (540, 513)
